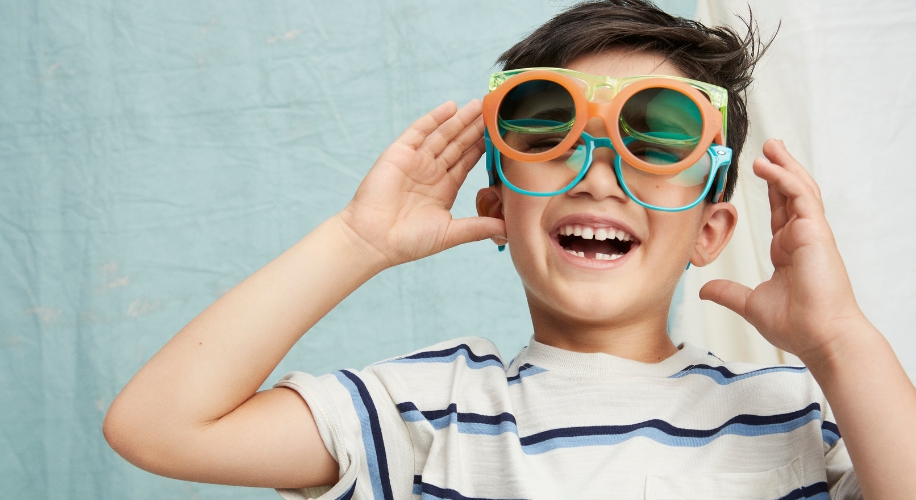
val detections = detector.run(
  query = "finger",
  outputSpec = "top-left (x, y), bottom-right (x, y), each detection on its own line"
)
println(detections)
top-left (441, 116), bottom-right (485, 170)
top-left (447, 137), bottom-right (486, 187)
top-left (762, 139), bottom-right (822, 201)
top-left (418, 100), bottom-right (482, 159)
top-left (699, 279), bottom-right (752, 319)
top-left (395, 101), bottom-right (458, 150)
top-left (753, 156), bottom-right (824, 220)
top-left (443, 216), bottom-right (507, 249)
top-left (759, 159), bottom-right (788, 235)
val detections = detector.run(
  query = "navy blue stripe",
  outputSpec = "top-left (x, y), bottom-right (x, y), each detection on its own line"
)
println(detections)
top-left (506, 363), bottom-right (547, 384)
top-left (520, 402), bottom-right (822, 446)
top-left (400, 344), bottom-right (502, 365)
top-left (400, 401), bottom-right (820, 452)
top-left (340, 370), bottom-right (394, 500)
top-left (776, 481), bottom-right (829, 500)
top-left (821, 420), bottom-right (841, 447)
top-left (417, 481), bottom-right (528, 500)
top-left (668, 364), bottom-right (809, 385)
top-left (398, 402), bottom-right (518, 426)
top-left (674, 363), bottom-right (808, 377)
top-left (821, 421), bottom-right (840, 437)
top-left (506, 363), bottom-right (535, 381)
top-left (335, 481), bottom-right (356, 500)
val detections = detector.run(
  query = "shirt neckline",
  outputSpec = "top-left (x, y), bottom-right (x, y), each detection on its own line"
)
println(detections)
top-left (518, 336), bottom-right (709, 379)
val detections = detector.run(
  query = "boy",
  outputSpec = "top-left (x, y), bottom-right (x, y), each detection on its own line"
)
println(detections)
top-left (103, 1), bottom-right (916, 498)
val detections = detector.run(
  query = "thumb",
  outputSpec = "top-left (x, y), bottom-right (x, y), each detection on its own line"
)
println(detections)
top-left (699, 279), bottom-right (752, 319)
top-left (443, 216), bottom-right (507, 248)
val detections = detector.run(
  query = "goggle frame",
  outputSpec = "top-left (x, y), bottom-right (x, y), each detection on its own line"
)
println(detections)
top-left (481, 67), bottom-right (729, 176)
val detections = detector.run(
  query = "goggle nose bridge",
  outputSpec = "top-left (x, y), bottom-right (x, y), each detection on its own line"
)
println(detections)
top-left (587, 82), bottom-right (622, 102)
top-left (582, 101), bottom-right (623, 138)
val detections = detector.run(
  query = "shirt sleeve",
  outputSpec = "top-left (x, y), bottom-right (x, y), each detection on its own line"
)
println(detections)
top-left (272, 368), bottom-right (415, 500)
top-left (819, 390), bottom-right (862, 500)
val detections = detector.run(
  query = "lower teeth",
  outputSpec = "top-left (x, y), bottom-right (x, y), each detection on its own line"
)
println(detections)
top-left (564, 249), bottom-right (623, 260)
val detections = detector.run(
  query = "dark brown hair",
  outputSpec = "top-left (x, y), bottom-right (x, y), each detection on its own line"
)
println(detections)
top-left (496, 0), bottom-right (773, 201)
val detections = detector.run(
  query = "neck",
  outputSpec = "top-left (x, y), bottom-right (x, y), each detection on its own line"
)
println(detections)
top-left (527, 295), bottom-right (679, 364)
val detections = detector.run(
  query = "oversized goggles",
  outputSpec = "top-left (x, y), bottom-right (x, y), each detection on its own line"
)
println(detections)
top-left (482, 68), bottom-right (733, 212)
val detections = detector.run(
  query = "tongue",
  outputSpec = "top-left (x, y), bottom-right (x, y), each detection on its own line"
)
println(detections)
top-left (568, 239), bottom-right (617, 258)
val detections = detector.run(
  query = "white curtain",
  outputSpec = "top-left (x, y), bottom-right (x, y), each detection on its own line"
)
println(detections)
top-left (671, 0), bottom-right (916, 378)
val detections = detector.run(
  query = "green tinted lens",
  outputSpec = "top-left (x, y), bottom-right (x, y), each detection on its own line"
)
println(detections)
top-left (500, 142), bottom-right (587, 194)
top-left (498, 79), bottom-right (575, 156)
top-left (620, 88), bottom-right (702, 165)
top-left (619, 151), bottom-right (712, 209)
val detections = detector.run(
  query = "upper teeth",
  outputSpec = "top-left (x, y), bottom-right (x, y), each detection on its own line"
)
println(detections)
top-left (560, 225), bottom-right (633, 241)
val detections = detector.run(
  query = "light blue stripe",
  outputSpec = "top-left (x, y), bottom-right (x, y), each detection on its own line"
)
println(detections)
top-left (387, 351), bottom-right (504, 370)
top-left (821, 428), bottom-right (840, 447)
top-left (400, 409), bottom-right (450, 430)
top-left (333, 371), bottom-right (385, 500)
top-left (457, 421), bottom-right (519, 436)
top-left (522, 411), bottom-right (820, 455)
top-left (507, 365), bottom-right (548, 385)
top-left (669, 366), bottom-right (808, 385)
top-left (808, 493), bottom-right (829, 500)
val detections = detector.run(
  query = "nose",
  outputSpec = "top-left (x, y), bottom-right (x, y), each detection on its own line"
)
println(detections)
top-left (566, 123), bottom-right (629, 202)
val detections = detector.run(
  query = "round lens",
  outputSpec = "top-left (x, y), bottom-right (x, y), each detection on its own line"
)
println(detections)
top-left (500, 142), bottom-right (588, 194)
top-left (618, 149), bottom-right (712, 209)
top-left (619, 88), bottom-right (703, 166)
top-left (497, 79), bottom-right (576, 157)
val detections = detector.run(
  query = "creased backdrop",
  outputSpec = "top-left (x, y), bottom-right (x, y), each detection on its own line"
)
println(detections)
top-left (0, 1), bottom-right (689, 498)
top-left (670, 0), bottom-right (916, 374)
top-left (4, 0), bottom-right (914, 499)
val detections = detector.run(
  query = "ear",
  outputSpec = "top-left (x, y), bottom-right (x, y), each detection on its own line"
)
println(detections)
top-left (689, 201), bottom-right (738, 267)
top-left (476, 187), bottom-right (507, 246)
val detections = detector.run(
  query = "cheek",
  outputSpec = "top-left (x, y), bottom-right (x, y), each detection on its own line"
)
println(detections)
top-left (645, 211), bottom-right (705, 266)
top-left (501, 194), bottom-right (551, 275)
top-left (501, 192), bottom-right (546, 244)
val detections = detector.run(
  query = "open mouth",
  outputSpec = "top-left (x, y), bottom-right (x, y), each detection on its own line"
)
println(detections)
top-left (555, 224), bottom-right (637, 261)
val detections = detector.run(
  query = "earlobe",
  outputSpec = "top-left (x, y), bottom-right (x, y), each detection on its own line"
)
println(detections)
top-left (689, 202), bottom-right (738, 267)
top-left (476, 187), bottom-right (506, 246)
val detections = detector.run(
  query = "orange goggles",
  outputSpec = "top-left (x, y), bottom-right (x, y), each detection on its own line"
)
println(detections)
top-left (481, 67), bottom-right (729, 176)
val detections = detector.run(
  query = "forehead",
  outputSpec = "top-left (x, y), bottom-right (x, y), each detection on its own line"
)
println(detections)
top-left (564, 49), bottom-right (686, 79)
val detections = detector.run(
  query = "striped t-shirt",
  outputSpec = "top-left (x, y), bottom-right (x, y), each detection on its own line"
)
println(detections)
top-left (274, 337), bottom-right (861, 500)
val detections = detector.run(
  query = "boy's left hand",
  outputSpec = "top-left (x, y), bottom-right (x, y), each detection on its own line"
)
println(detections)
top-left (699, 139), bottom-right (866, 363)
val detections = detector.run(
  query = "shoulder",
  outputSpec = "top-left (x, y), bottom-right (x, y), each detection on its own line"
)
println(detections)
top-left (673, 346), bottom-right (812, 387)
top-left (372, 336), bottom-right (508, 369)
top-left (361, 337), bottom-right (515, 413)
top-left (671, 345), bottom-right (823, 408)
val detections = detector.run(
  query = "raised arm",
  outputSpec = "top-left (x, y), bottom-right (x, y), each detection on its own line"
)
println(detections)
top-left (103, 100), bottom-right (504, 489)
top-left (700, 139), bottom-right (916, 499)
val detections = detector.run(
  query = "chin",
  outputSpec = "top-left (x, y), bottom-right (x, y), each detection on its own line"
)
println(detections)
top-left (527, 280), bottom-right (655, 326)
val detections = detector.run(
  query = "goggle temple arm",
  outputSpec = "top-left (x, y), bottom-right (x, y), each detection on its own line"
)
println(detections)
top-left (709, 145), bottom-right (732, 203)
top-left (483, 130), bottom-right (496, 187)
top-left (482, 131), bottom-right (506, 252)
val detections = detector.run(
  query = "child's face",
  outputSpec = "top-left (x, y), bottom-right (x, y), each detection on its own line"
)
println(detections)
top-left (478, 50), bottom-right (738, 339)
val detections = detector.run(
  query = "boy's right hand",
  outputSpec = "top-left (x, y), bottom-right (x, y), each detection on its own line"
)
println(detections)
top-left (338, 100), bottom-right (506, 269)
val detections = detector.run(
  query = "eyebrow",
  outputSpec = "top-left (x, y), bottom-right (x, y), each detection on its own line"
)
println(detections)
top-left (529, 107), bottom-right (574, 123)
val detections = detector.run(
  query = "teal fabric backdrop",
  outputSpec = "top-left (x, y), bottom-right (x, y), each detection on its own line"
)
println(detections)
top-left (0, 1), bottom-right (695, 498)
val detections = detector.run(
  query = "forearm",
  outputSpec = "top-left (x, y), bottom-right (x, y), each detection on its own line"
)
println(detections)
top-left (803, 318), bottom-right (916, 499)
top-left (106, 214), bottom-right (386, 435)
